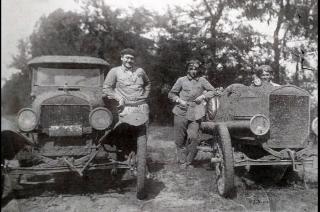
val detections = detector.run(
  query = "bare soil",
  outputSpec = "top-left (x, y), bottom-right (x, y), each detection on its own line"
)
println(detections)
top-left (2, 126), bottom-right (318, 212)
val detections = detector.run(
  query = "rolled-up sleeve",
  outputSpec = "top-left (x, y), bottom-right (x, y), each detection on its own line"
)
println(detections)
top-left (142, 69), bottom-right (151, 99)
top-left (103, 68), bottom-right (121, 101)
top-left (168, 78), bottom-right (182, 102)
top-left (201, 78), bottom-right (215, 99)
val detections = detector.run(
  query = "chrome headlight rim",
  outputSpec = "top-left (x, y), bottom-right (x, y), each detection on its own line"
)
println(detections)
top-left (89, 107), bottom-right (113, 130)
top-left (17, 108), bottom-right (38, 132)
top-left (250, 114), bottom-right (270, 136)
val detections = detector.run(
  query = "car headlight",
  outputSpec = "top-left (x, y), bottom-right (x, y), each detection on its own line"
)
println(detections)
top-left (89, 107), bottom-right (113, 130)
top-left (17, 108), bottom-right (38, 132)
top-left (311, 117), bottom-right (318, 136)
top-left (250, 114), bottom-right (270, 136)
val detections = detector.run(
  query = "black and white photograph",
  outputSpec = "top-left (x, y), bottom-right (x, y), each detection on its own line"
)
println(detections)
top-left (1, 0), bottom-right (318, 211)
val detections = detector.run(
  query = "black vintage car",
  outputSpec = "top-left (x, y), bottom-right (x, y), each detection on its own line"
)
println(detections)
top-left (1, 56), bottom-right (148, 199)
top-left (199, 82), bottom-right (318, 197)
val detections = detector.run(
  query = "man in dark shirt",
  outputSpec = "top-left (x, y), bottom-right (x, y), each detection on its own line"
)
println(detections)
top-left (168, 59), bottom-right (216, 169)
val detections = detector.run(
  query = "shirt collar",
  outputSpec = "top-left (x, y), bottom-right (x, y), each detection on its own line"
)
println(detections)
top-left (121, 65), bottom-right (136, 72)
top-left (187, 74), bottom-right (200, 81)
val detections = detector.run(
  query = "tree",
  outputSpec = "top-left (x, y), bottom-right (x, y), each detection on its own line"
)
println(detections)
top-left (2, 39), bottom-right (31, 114)
top-left (30, 9), bottom-right (85, 57)
top-left (154, 0), bottom-right (266, 87)
top-left (243, 0), bottom-right (318, 85)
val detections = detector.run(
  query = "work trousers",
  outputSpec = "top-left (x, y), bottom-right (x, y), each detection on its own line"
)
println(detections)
top-left (174, 115), bottom-right (200, 164)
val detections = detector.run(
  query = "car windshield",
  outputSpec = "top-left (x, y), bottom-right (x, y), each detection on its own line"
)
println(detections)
top-left (35, 68), bottom-right (101, 87)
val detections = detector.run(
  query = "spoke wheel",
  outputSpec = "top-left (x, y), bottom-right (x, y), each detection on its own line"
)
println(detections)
top-left (213, 124), bottom-right (235, 198)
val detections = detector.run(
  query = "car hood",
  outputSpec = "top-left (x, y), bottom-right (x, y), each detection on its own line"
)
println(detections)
top-left (31, 91), bottom-right (103, 113)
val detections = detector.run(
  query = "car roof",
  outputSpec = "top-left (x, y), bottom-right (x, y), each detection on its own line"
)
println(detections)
top-left (27, 55), bottom-right (109, 67)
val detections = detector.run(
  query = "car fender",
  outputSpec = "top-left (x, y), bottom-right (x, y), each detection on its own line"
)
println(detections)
top-left (1, 117), bottom-right (34, 160)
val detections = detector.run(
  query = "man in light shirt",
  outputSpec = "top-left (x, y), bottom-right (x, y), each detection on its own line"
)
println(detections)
top-left (103, 48), bottom-right (151, 155)
top-left (103, 48), bottom-right (151, 107)
top-left (168, 59), bottom-right (217, 169)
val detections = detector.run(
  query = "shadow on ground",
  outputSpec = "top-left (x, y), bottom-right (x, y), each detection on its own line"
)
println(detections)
top-left (10, 165), bottom-right (166, 200)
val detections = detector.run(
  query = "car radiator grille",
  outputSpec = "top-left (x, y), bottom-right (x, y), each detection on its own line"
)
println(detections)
top-left (269, 95), bottom-right (309, 148)
top-left (40, 105), bottom-right (91, 129)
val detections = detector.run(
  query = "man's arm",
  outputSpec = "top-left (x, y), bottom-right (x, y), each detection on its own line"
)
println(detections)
top-left (102, 68), bottom-right (122, 101)
top-left (142, 69), bottom-right (151, 99)
top-left (201, 78), bottom-right (216, 99)
top-left (168, 78), bottom-right (182, 103)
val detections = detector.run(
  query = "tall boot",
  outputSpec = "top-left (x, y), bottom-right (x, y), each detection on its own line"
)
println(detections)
top-left (186, 142), bottom-right (199, 168)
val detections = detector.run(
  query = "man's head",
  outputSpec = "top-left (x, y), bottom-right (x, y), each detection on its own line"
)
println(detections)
top-left (120, 48), bottom-right (136, 69)
top-left (186, 59), bottom-right (201, 78)
top-left (258, 65), bottom-right (274, 82)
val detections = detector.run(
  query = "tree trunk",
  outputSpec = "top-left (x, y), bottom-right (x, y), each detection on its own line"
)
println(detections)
top-left (273, 0), bottom-right (285, 83)
top-left (294, 61), bottom-right (301, 86)
top-left (209, 27), bottom-right (217, 69)
top-left (202, 0), bottom-right (224, 79)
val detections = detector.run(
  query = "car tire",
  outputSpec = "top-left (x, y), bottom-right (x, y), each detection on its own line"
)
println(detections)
top-left (1, 172), bottom-right (13, 200)
top-left (136, 133), bottom-right (147, 200)
top-left (214, 124), bottom-right (235, 198)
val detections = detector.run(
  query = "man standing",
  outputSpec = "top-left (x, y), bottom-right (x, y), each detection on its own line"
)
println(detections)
top-left (168, 59), bottom-right (217, 169)
top-left (103, 48), bottom-right (151, 111)
top-left (103, 48), bottom-right (151, 151)
top-left (103, 48), bottom-right (151, 199)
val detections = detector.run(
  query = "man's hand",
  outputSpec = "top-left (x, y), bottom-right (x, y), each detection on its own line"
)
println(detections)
top-left (215, 87), bottom-right (223, 96)
top-left (194, 95), bottom-right (205, 104)
top-left (126, 96), bottom-right (138, 102)
top-left (118, 98), bottom-right (125, 107)
top-left (176, 98), bottom-right (187, 107)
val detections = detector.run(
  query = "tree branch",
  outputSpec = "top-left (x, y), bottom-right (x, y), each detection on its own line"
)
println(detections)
top-left (203, 0), bottom-right (215, 20)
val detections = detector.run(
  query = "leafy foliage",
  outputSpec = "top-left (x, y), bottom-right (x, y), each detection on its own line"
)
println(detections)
top-left (2, 40), bottom-right (31, 114)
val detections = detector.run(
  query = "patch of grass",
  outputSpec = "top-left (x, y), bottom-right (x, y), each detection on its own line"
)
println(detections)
top-left (149, 125), bottom-right (174, 141)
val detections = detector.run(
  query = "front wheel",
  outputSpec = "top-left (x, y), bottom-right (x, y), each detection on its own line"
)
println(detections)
top-left (1, 172), bottom-right (13, 200)
top-left (213, 124), bottom-right (235, 198)
top-left (136, 133), bottom-right (147, 200)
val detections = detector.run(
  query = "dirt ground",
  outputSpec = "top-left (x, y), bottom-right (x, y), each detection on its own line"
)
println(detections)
top-left (2, 126), bottom-right (318, 212)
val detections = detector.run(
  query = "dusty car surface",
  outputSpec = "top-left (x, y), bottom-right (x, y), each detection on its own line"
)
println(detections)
top-left (1, 56), bottom-right (148, 200)
top-left (199, 82), bottom-right (318, 197)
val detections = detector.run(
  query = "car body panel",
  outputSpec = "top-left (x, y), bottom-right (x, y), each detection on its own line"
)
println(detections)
top-left (212, 83), bottom-right (310, 149)
top-left (27, 55), bottom-right (109, 66)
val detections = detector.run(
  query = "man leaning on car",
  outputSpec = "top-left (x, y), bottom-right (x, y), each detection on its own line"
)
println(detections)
top-left (168, 59), bottom-right (217, 169)
top-left (102, 48), bottom-right (151, 115)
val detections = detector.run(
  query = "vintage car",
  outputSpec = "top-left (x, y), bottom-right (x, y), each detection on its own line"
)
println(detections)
top-left (1, 56), bottom-right (148, 199)
top-left (199, 81), bottom-right (318, 198)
